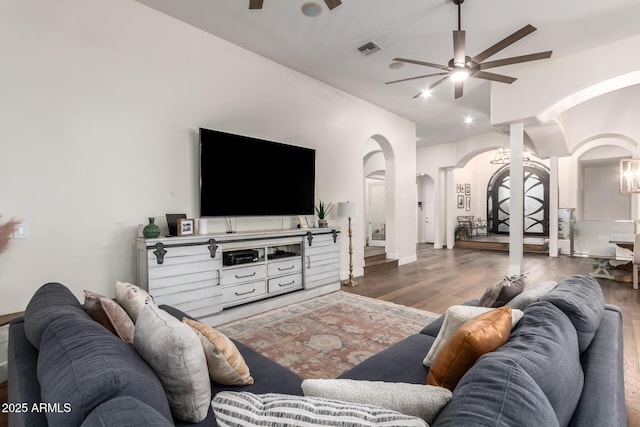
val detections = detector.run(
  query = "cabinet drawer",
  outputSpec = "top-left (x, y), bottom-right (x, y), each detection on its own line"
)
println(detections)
top-left (223, 264), bottom-right (266, 286)
top-left (268, 258), bottom-right (302, 276)
top-left (268, 273), bottom-right (303, 294)
top-left (223, 280), bottom-right (267, 306)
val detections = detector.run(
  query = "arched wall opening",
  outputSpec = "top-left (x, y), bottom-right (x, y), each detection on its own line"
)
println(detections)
top-left (363, 135), bottom-right (397, 258)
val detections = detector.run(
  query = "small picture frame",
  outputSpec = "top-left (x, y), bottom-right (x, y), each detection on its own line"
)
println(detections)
top-left (297, 215), bottom-right (310, 229)
top-left (177, 218), bottom-right (195, 236)
top-left (456, 184), bottom-right (464, 193)
top-left (465, 183), bottom-right (471, 195)
top-left (465, 196), bottom-right (471, 211)
top-left (457, 195), bottom-right (464, 209)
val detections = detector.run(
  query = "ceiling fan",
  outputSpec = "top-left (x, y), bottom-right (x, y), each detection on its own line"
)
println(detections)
top-left (386, 0), bottom-right (552, 99)
top-left (249, 0), bottom-right (342, 10)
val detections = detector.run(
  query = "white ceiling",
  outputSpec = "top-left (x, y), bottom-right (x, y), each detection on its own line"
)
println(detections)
top-left (135, 0), bottom-right (640, 147)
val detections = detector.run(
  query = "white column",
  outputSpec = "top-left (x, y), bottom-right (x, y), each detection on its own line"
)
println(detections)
top-left (433, 169), bottom-right (445, 249)
top-left (549, 156), bottom-right (559, 257)
top-left (509, 123), bottom-right (524, 275)
top-left (446, 167), bottom-right (455, 249)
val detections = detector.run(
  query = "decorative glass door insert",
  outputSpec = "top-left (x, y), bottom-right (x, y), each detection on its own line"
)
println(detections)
top-left (487, 163), bottom-right (549, 235)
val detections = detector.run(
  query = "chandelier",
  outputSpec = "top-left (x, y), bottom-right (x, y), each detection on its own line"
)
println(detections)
top-left (620, 158), bottom-right (640, 194)
top-left (490, 147), bottom-right (530, 165)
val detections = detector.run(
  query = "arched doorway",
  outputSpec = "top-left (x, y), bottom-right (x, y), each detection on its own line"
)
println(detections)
top-left (487, 162), bottom-right (550, 235)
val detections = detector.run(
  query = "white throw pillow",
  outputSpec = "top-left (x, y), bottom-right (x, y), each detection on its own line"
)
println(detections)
top-left (115, 281), bottom-right (155, 322)
top-left (134, 305), bottom-right (211, 423)
top-left (423, 305), bottom-right (524, 367)
top-left (212, 392), bottom-right (428, 427)
top-left (302, 379), bottom-right (451, 424)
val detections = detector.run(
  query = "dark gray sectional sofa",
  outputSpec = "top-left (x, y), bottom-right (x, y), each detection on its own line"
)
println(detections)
top-left (8, 275), bottom-right (626, 426)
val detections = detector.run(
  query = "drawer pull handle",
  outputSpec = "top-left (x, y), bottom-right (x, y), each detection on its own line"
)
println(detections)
top-left (235, 272), bottom-right (257, 279)
top-left (278, 280), bottom-right (295, 287)
top-left (277, 265), bottom-right (295, 271)
top-left (235, 288), bottom-right (256, 296)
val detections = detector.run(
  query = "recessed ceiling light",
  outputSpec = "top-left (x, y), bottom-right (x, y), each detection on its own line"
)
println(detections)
top-left (464, 116), bottom-right (474, 124)
top-left (389, 62), bottom-right (404, 70)
top-left (301, 2), bottom-right (323, 17)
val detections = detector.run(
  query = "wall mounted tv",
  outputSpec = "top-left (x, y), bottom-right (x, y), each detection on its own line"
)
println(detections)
top-left (200, 128), bottom-right (316, 217)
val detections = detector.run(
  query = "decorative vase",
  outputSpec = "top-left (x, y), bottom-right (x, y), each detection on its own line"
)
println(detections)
top-left (318, 219), bottom-right (328, 228)
top-left (143, 217), bottom-right (161, 239)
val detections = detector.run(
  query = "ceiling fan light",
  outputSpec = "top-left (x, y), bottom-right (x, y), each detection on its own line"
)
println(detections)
top-left (420, 89), bottom-right (432, 98)
top-left (450, 67), bottom-right (469, 82)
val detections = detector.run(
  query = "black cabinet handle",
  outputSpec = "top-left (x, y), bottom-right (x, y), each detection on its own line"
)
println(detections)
top-left (235, 272), bottom-right (257, 279)
top-left (278, 281), bottom-right (295, 287)
top-left (235, 288), bottom-right (256, 296)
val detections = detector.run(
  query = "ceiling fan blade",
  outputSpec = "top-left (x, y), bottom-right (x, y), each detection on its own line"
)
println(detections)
top-left (249, 0), bottom-right (263, 9)
top-left (324, 0), bottom-right (342, 10)
top-left (471, 24), bottom-right (537, 64)
top-left (393, 58), bottom-right (451, 72)
top-left (472, 71), bottom-right (517, 84)
top-left (385, 72), bottom-right (449, 85)
top-left (412, 75), bottom-right (450, 98)
top-left (453, 30), bottom-right (466, 67)
top-left (479, 51), bottom-right (553, 70)
top-left (454, 81), bottom-right (464, 99)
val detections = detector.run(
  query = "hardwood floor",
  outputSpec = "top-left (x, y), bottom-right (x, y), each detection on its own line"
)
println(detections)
top-left (345, 244), bottom-right (640, 427)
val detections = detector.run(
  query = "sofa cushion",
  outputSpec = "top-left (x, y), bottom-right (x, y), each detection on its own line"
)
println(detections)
top-left (478, 275), bottom-right (525, 308)
top-left (37, 315), bottom-right (173, 427)
top-left (81, 396), bottom-right (173, 427)
top-left (301, 379), bottom-right (451, 424)
top-left (339, 333), bottom-right (434, 384)
top-left (212, 392), bottom-right (429, 426)
top-left (423, 305), bottom-right (523, 367)
top-left (506, 281), bottom-right (556, 310)
top-left (489, 301), bottom-right (584, 426)
top-left (24, 282), bottom-right (92, 349)
top-left (84, 290), bottom-right (135, 344)
top-left (134, 305), bottom-right (211, 423)
top-left (427, 307), bottom-right (512, 391)
top-left (115, 281), bottom-right (155, 322)
top-left (183, 318), bottom-right (254, 386)
top-left (432, 357), bottom-right (560, 427)
top-left (540, 275), bottom-right (605, 352)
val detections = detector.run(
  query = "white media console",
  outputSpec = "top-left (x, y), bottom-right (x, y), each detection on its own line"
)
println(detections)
top-left (136, 228), bottom-right (340, 325)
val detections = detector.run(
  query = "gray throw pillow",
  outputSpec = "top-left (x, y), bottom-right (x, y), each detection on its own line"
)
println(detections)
top-left (134, 305), bottom-right (211, 423)
top-left (478, 274), bottom-right (526, 308)
top-left (301, 379), bottom-right (451, 424)
top-left (506, 281), bottom-right (556, 310)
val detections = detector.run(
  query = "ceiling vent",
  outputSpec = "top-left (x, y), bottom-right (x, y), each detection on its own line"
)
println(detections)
top-left (356, 41), bottom-right (381, 56)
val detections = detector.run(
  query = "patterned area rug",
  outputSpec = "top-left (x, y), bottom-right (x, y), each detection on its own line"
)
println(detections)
top-left (217, 291), bottom-right (439, 379)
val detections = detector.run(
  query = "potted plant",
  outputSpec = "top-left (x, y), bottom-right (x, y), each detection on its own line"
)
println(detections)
top-left (315, 201), bottom-right (334, 228)
top-left (454, 224), bottom-right (471, 240)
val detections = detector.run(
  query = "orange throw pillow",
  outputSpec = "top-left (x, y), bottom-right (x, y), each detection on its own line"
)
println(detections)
top-left (427, 306), bottom-right (512, 391)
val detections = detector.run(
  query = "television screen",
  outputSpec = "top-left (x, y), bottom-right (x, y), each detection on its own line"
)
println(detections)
top-left (200, 128), bottom-right (316, 217)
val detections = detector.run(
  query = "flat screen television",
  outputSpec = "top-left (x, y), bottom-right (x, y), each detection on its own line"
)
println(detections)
top-left (200, 128), bottom-right (316, 217)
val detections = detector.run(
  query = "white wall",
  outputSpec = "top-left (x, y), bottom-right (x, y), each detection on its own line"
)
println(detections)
top-left (583, 163), bottom-right (631, 220)
top-left (0, 0), bottom-right (416, 313)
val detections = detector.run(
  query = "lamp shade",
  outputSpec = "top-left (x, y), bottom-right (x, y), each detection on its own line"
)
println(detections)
top-left (337, 201), bottom-right (359, 218)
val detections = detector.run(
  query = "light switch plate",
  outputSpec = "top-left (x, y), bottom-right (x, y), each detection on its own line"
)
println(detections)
top-left (13, 222), bottom-right (28, 239)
